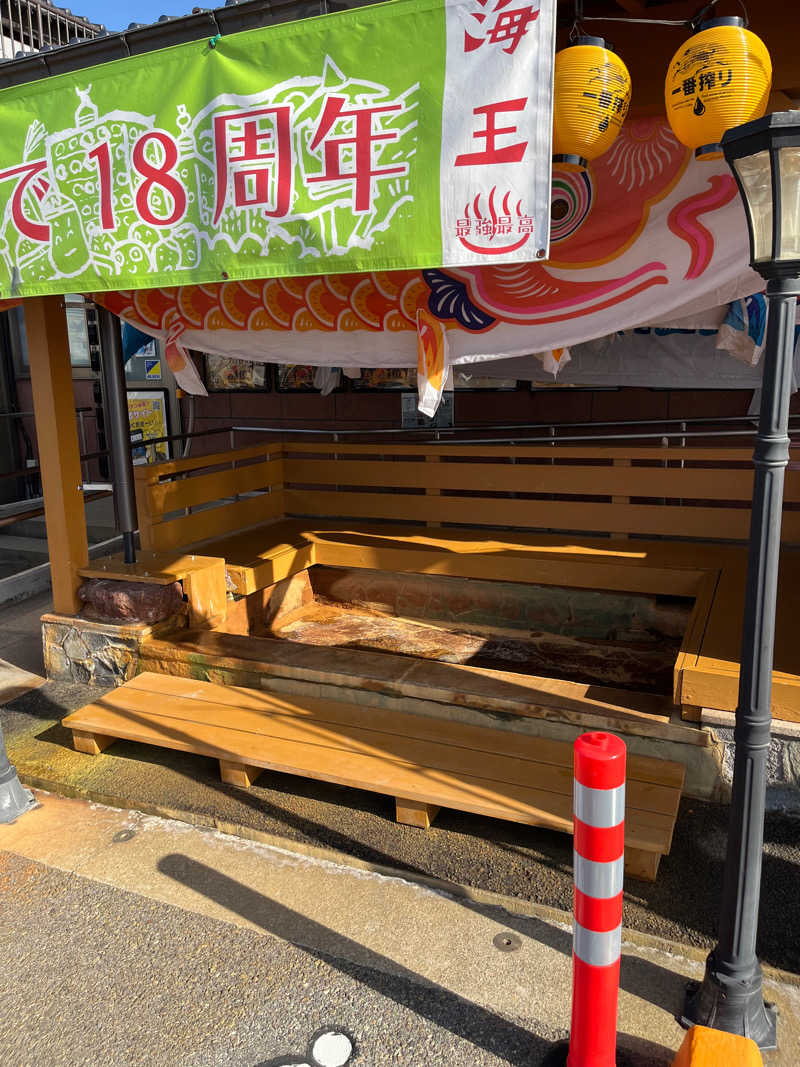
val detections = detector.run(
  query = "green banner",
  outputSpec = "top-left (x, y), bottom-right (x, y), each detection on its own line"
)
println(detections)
top-left (0, 0), bottom-right (556, 297)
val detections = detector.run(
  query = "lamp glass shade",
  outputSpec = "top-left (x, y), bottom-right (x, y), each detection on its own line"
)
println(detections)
top-left (732, 150), bottom-right (773, 262)
top-left (778, 146), bottom-right (800, 261)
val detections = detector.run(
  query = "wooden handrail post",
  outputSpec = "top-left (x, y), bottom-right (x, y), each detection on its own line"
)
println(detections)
top-left (610, 456), bottom-right (631, 540)
top-left (25, 295), bottom-right (89, 614)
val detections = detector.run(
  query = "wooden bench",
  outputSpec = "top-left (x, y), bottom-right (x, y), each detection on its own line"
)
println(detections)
top-left (62, 672), bottom-right (685, 882)
top-left (129, 439), bottom-right (800, 722)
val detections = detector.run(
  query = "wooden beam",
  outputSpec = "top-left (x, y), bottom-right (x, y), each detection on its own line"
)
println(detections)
top-left (71, 729), bottom-right (115, 755)
top-left (25, 295), bottom-right (89, 615)
top-left (623, 846), bottom-right (661, 883)
top-left (396, 798), bottom-right (441, 829)
top-left (219, 759), bottom-right (263, 789)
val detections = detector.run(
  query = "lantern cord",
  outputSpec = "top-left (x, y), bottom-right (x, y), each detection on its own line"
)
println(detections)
top-left (580, 0), bottom-right (749, 31)
top-left (568, 0), bottom-right (583, 41)
top-left (689, 0), bottom-right (749, 29)
top-left (580, 15), bottom-right (691, 26)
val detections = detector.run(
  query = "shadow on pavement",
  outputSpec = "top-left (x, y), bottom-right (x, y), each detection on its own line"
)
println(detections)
top-left (158, 851), bottom-right (556, 1066)
top-left (159, 853), bottom-right (675, 1067)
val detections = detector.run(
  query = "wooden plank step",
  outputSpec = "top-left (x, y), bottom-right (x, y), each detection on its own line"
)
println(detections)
top-left (62, 674), bottom-right (684, 877)
top-left (65, 676), bottom-right (679, 820)
top-left (120, 672), bottom-right (683, 800)
top-left (63, 703), bottom-right (675, 861)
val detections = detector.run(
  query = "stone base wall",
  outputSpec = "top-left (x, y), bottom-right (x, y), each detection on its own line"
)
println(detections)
top-left (703, 709), bottom-right (800, 813)
top-left (43, 613), bottom-right (186, 687)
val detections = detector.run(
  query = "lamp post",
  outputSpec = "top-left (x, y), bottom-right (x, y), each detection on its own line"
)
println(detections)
top-left (0, 724), bottom-right (35, 823)
top-left (682, 111), bottom-right (800, 1050)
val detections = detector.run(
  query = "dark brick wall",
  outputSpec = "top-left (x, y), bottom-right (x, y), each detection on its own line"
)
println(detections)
top-left (180, 385), bottom-right (800, 457)
top-left (12, 375), bottom-right (800, 469)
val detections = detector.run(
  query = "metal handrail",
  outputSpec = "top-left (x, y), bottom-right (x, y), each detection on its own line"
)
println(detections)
top-left (232, 423), bottom-right (800, 446)
top-left (234, 413), bottom-right (800, 437)
top-left (4, 414), bottom-right (798, 496)
top-left (135, 426), bottom-right (233, 448)
top-left (0, 406), bottom-right (95, 419)
top-left (0, 426), bottom-right (235, 485)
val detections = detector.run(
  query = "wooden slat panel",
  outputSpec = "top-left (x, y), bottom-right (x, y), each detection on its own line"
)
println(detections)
top-left (674, 569), bottom-right (721, 705)
top-left (151, 458), bottom-right (284, 516)
top-left (303, 520), bottom-right (735, 568)
top-left (285, 489), bottom-right (763, 540)
top-left (680, 664), bottom-right (800, 723)
top-left (692, 567), bottom-right (747, 675)
top-left (134, 474), bottom-right (157, 551)
top-left (143, 633), bottom-right (705, 750)
top-left (73, 681), bottom-right (677, 814)
top-left (124, 673), bottom-right (685, 790)
top-left (284, 440), bottom-right (770, 462)
top-left (284, 458), bottom-right (762, 502)
top-left (64, 704), bottom-right (585, 837)
top-left (310, 539), bottom-right (705, 597)
top-left (151, 490), bottom-right (284, 551)
top-left (63, 677), bottom-right (680, 850)
top-left (697, 552), bottom-right (800, 677)
top-left (143, 635), bottom-right (710, 752)
top-left (143, 442), bottom-right (282, 478)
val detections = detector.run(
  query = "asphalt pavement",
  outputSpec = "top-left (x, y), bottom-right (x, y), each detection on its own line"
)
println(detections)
top-left (3, 793), bottom-right (797, 1067)
top-left (0, 850), bottom-right (557, 1067)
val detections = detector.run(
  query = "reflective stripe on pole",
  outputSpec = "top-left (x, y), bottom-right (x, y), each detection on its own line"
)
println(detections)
top-left (567, 732), bottom-right (626, 1067)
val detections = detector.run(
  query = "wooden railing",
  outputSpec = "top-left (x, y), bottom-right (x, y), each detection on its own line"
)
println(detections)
top-left (282, 441), bottom-right (800, 543)
top-left (134, 441), bottom-right (284, 551)
top-left (135, 440), bottom-right (800, 552)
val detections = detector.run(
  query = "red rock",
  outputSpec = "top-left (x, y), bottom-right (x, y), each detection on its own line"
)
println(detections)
top-left (79, 579), bottom-right (184, 624)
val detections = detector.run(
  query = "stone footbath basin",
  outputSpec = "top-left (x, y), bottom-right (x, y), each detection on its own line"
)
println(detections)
top-left (266, 567), bottom-right (692, 696)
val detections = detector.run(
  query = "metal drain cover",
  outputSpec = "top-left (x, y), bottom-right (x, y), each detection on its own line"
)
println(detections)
top-left (493, 931), bottom-right (522, 952)
top-left (112, 828), bottom-right (137, 843)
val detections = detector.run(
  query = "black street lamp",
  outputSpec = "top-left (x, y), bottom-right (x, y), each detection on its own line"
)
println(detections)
top-left (682, 111), bottom-right (800, 1050)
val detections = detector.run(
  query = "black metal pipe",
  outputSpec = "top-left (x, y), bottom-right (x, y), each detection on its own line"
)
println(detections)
top-left (98, 307), bottom-right (137, 565)
top-left (234, 413), bottom-right (800, 437)
top-left (0, 411), bottom-right (798, 430)
top-left (233, 424), bottom-right (800, 446)
top-left (682, 275), bottom-right (800, 1049)
top-left (1, 420), bottom-right (797, 486)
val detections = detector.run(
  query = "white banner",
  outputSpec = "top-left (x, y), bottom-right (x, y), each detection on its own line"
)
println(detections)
top-left (440, 0), bottom-right (557, 265)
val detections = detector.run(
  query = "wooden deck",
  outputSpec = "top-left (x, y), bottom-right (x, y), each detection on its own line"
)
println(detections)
top-left (62, 672), bottom-right (685, 882)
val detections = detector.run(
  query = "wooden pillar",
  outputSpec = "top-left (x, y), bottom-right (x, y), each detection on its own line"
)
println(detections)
top-left (25, 295), bottom-right (89, 614)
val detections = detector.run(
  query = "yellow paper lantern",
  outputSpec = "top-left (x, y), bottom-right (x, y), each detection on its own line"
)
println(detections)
top-left (665, 16), bottom-right (772, 161)
top-left (552, 36), bottom-right (632, 173)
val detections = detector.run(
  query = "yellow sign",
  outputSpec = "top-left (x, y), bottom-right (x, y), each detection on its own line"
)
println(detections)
top-left (127, 390), bottom-right (169, 465)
